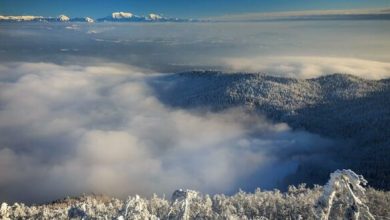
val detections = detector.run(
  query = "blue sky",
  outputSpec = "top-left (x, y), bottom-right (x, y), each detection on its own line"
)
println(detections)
top-left (0, 0), bottom-right (389, 18)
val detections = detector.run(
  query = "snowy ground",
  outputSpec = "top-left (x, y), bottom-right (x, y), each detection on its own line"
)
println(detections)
top-left (1, 170), bottom-right (389, 219)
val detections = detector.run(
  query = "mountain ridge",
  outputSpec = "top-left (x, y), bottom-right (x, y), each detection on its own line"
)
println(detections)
top-left (149, 71), bottom-right (390, 190)
top-left (0, 12), bottom-right (197, 23)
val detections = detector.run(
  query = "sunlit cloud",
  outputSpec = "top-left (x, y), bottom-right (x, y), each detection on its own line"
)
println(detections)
top-left (0, 62), bottom-right (334, 203)
top-left (223, 56), bottom-right (390, 79)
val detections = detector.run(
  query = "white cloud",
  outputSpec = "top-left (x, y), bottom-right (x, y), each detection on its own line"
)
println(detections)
top-left (223, 56), bottom-right (390, 79)
top-left (0, 62), bottom-right (334, 203)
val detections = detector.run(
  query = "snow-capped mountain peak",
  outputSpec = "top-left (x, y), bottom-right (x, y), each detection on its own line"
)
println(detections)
top-left (57, 14), bottom-right (70, 22)
top-left (85, 17), bottom-right (94, 23)
top-left (0, 15), bottom-right (43, 21)
top-left (112, 12), bottom-right (134, 19)
top-left (148, 13), bottom-right (163, 20)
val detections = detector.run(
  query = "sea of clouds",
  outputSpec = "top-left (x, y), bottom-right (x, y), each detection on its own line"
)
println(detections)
top-left (224, 56), bottom-right (390, 79)
top-left (0, 20), bottom-right (389, 203)
top-left (1, 21), bottom-right (389, 79)
top-left (0, 62), bottom-right (336, 203)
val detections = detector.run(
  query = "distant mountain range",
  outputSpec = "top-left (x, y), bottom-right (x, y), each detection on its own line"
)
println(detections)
top-left (0, 12), bottom-right (197, 23)
top-left (2, 8), bottom-right (390, 23)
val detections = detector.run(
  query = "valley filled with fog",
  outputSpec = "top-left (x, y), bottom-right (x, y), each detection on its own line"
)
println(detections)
top-left (0, 20), bottom-right (390, 207)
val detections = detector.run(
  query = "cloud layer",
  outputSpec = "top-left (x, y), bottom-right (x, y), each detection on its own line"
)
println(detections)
top-left (212, 8), bottom-right (390, 22)
top-left (2, 21), bottom-right (390, 80)
top-left (0, 20), bottom-right (388, 203)
top-left (223, 56), bottom-right (390, 79)
top-left (0, 62), bottom-right (334, 203)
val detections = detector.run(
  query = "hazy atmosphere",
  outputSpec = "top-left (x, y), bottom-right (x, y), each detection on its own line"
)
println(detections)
top-left (1, 21), bottom-right (390, 78)
top-left (0, 4), bottom-right (389, 220)
top-left (0, 19), bottom-right (389, 204)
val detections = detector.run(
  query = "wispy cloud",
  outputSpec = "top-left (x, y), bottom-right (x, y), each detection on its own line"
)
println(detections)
top-left (223, 56), bottom-right (390, 79)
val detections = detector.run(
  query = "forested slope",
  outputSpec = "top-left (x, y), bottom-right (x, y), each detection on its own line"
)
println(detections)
top-left (150, 72), bottom-right (390, 189)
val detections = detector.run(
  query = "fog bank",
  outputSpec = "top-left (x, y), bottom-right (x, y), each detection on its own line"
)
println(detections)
top-left (0, 62), bottom-right (336, 203)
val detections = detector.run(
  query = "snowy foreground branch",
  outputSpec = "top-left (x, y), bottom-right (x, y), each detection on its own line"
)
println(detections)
top-left (1, 170), bottom-right (386, 219)
top-left (315, 170), bottom-right (375, 220)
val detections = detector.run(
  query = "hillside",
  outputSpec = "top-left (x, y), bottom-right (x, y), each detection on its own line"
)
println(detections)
top-left (150, 72), bottom-right (390, 189)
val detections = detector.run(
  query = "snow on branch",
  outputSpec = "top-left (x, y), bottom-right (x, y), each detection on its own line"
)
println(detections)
top-left (0, 170), bottom-right (383, 219)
